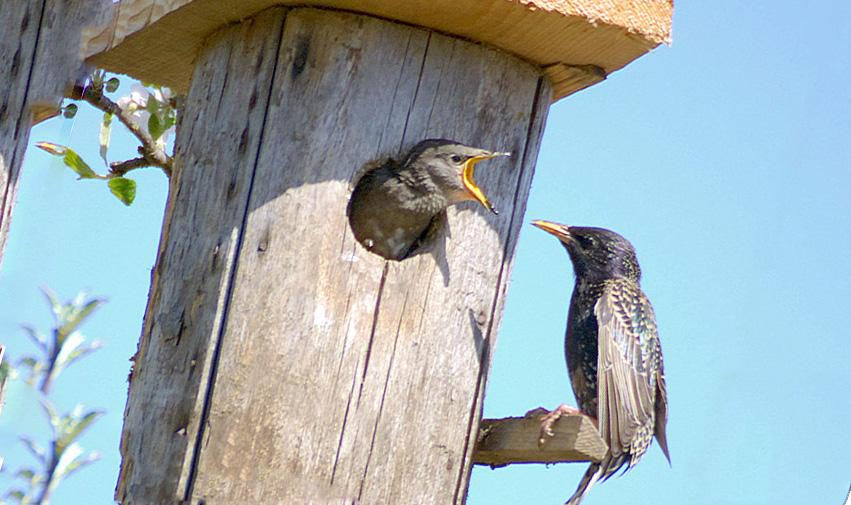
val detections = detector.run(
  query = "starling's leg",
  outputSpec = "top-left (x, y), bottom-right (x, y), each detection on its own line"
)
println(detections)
top-left (533, 404), bottom-right (596, 446)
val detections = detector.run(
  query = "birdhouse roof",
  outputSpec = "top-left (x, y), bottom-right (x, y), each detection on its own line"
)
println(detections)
top-left (83, 0), bottom-right (672, 101)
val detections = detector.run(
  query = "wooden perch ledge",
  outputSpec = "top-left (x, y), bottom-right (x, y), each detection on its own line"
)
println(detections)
top-left (474, 413), bottom-right (607, 467)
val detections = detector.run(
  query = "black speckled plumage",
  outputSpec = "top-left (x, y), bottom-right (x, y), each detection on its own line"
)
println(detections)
top-left (532, 221), bottom-right (669, 505)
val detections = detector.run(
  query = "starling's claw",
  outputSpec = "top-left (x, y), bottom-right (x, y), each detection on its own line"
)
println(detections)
top-left (536, 404), bottom-right (584, 447)
top-left (524, 407), bottom-right (550, 418)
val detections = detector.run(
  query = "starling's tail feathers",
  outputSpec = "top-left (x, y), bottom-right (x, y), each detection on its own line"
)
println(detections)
top-left (656, 428), bottom-right (671, 466)
top-left (565, 464), bottom-right (604, 505)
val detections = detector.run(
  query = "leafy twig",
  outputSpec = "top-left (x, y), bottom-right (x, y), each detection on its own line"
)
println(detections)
top-left (3, 290), bottom-right (105, 505)
top-left (14, 288), bottom-right (105, 394)
top-left (75, 84), bottom-right (172, 177)
top-left (36, 73), bottom-right (177, 206)
top-left (8, 402), bottom-right (103, 505)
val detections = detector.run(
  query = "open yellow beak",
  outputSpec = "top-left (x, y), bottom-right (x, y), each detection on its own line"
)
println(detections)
top-left (462, 152), bottom-right (510, 214)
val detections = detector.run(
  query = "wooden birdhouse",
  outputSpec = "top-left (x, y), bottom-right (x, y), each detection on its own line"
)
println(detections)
top-left (1, 1), bottom-right (672, 503)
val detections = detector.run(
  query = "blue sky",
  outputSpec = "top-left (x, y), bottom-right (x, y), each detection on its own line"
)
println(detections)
top-left (2, 1), bottom-right (850, 504)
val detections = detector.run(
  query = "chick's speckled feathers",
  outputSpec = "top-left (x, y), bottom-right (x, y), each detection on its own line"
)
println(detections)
top-left (532, 221), bottom-right (669, 505)
top-left (347, 139), bottom-right (507, 260)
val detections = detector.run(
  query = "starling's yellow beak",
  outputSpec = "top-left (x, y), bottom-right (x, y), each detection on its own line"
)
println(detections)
top-left (532, 220), bottom-right (573, 243)
top-left (462, 152), bottom-right (510, 215)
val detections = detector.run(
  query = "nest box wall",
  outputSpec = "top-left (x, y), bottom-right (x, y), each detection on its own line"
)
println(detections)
top-left (85, 2), bottom-right (673, 503)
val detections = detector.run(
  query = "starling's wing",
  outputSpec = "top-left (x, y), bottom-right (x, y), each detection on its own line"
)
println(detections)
top-left (654, 350), bottom-right (671, 464)
top-left (594, 281), bottom-right (663, 478)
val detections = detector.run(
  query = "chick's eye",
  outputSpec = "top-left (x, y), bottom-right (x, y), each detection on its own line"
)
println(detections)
top-left (450, 154), bottom-right (463, 163)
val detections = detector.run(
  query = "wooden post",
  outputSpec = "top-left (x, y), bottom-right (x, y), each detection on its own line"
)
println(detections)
top-left (0, 0), bottom-right (112, 264)
top-left (116, 8), bottom-right (549, 503)
top-left (82, 1), bottom-right (672, 503)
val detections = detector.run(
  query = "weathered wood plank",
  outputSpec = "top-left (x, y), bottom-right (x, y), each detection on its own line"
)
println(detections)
top-left (0, 0), bottom-right (113, 264)
top-left (118, 7), bottom-right (551, 504)
top-left (115, 10), bottom-right (287, 504)
top-left (191, 9), bottom-right (550, 504)
top-left (188, 10), bottom-right (428, 500)
top-left (474, 415), bottom-right (608, 467)
top-left (346, 33), bottom-right (551, 505)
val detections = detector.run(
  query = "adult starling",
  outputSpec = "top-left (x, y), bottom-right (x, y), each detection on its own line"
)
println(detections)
top-left (532, 221), bottom-right (670, 505)
top-left (347, 139), bottom-right (508, 260)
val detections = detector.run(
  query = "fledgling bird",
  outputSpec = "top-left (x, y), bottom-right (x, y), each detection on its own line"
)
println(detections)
top-left (347, 139), bottom-right (509, 260)
top-left (532, 221), bottom-right (670, 505)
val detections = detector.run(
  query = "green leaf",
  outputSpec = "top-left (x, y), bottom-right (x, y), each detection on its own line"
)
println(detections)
top-left (108, 177), bottom-right (136, 206)
top-left (63, 103), bottom-right (78, 119)
top-left (17, 357), bottom-right (39, 370)
top-left (39, 399), bottom-right (61, 437)
top-left (5, 489), bottom-right (25, 501)
top-left (56, 296), bottom-right (104, 345)
top-left (13, 469), bottom-right (35, 481)
top-left (34, 141), bottom-right (66, 157)
top-left (64, 340), bottom-right (103, 367)
top-left (105, 77), bottom-right (120, 93)
top-left (21, 325), bottom-right (47, 351)
top-left (51, 333), bottom-right (102, 381)
top-left (99, 112), bottom-right (113, 165)
top-left (51, 295), bottom-right (103, 352)
top-left (0, 360), bottom-right (11, 383)
top-left (41, 286), bottom-right (63, 323)
top-left (147, 112), bottom-right (163, 141)
top-left (19, 437), bottom-right (45, 463)
top-left (146, 92), bottom-right (160, 112)
top-left (55, 449), bottom-right (101, 481)
top-left (91, 70), bottom-right (104, 91)
top-left (63, 148), bottom-right (100, 180)
top-left (35, 143), bottom-right (101, 180)
top-left (54, 408), bottom-right (104, 455)
top-left (161, 106), bottom-right (177, 136)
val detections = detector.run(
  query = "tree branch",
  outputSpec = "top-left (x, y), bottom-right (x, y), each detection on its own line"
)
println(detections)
top-left (109, 157), bottom-right (158, 177)
top-left (77, 85), bottom-right (173, 178)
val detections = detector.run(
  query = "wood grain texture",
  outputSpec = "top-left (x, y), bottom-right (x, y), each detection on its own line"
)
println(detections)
top-left (82, 0), bottom-right (672, 100)
top-left (115, 11), bottom-right (287, 503)
top-left (0, 0), bottom-right (113, 265)
top-left (474, 415), bottom-right (607, 467)
top-left (117, 7), bottom-right (551, 504)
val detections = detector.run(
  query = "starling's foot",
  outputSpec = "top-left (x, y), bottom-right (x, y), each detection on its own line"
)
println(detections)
top-left (524, 407), bottom-right (550, 418)
top-left (535, 404), bottom-right (585, 446)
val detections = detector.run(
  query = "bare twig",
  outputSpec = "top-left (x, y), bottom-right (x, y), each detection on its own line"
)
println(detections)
top-left (78, 85), bottom-right (173, 177)
top-left (110, 157), bottom-right (155, 177)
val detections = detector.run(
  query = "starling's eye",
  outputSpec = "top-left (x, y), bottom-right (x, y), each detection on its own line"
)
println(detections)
top-left (576, 236), bottom-right (594, 249)
top-left (450, 154), bottom-right (463, 164)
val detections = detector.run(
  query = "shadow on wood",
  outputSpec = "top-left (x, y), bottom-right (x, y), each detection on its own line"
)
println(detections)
top-left (474, 414), bottom-right (607, 467)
